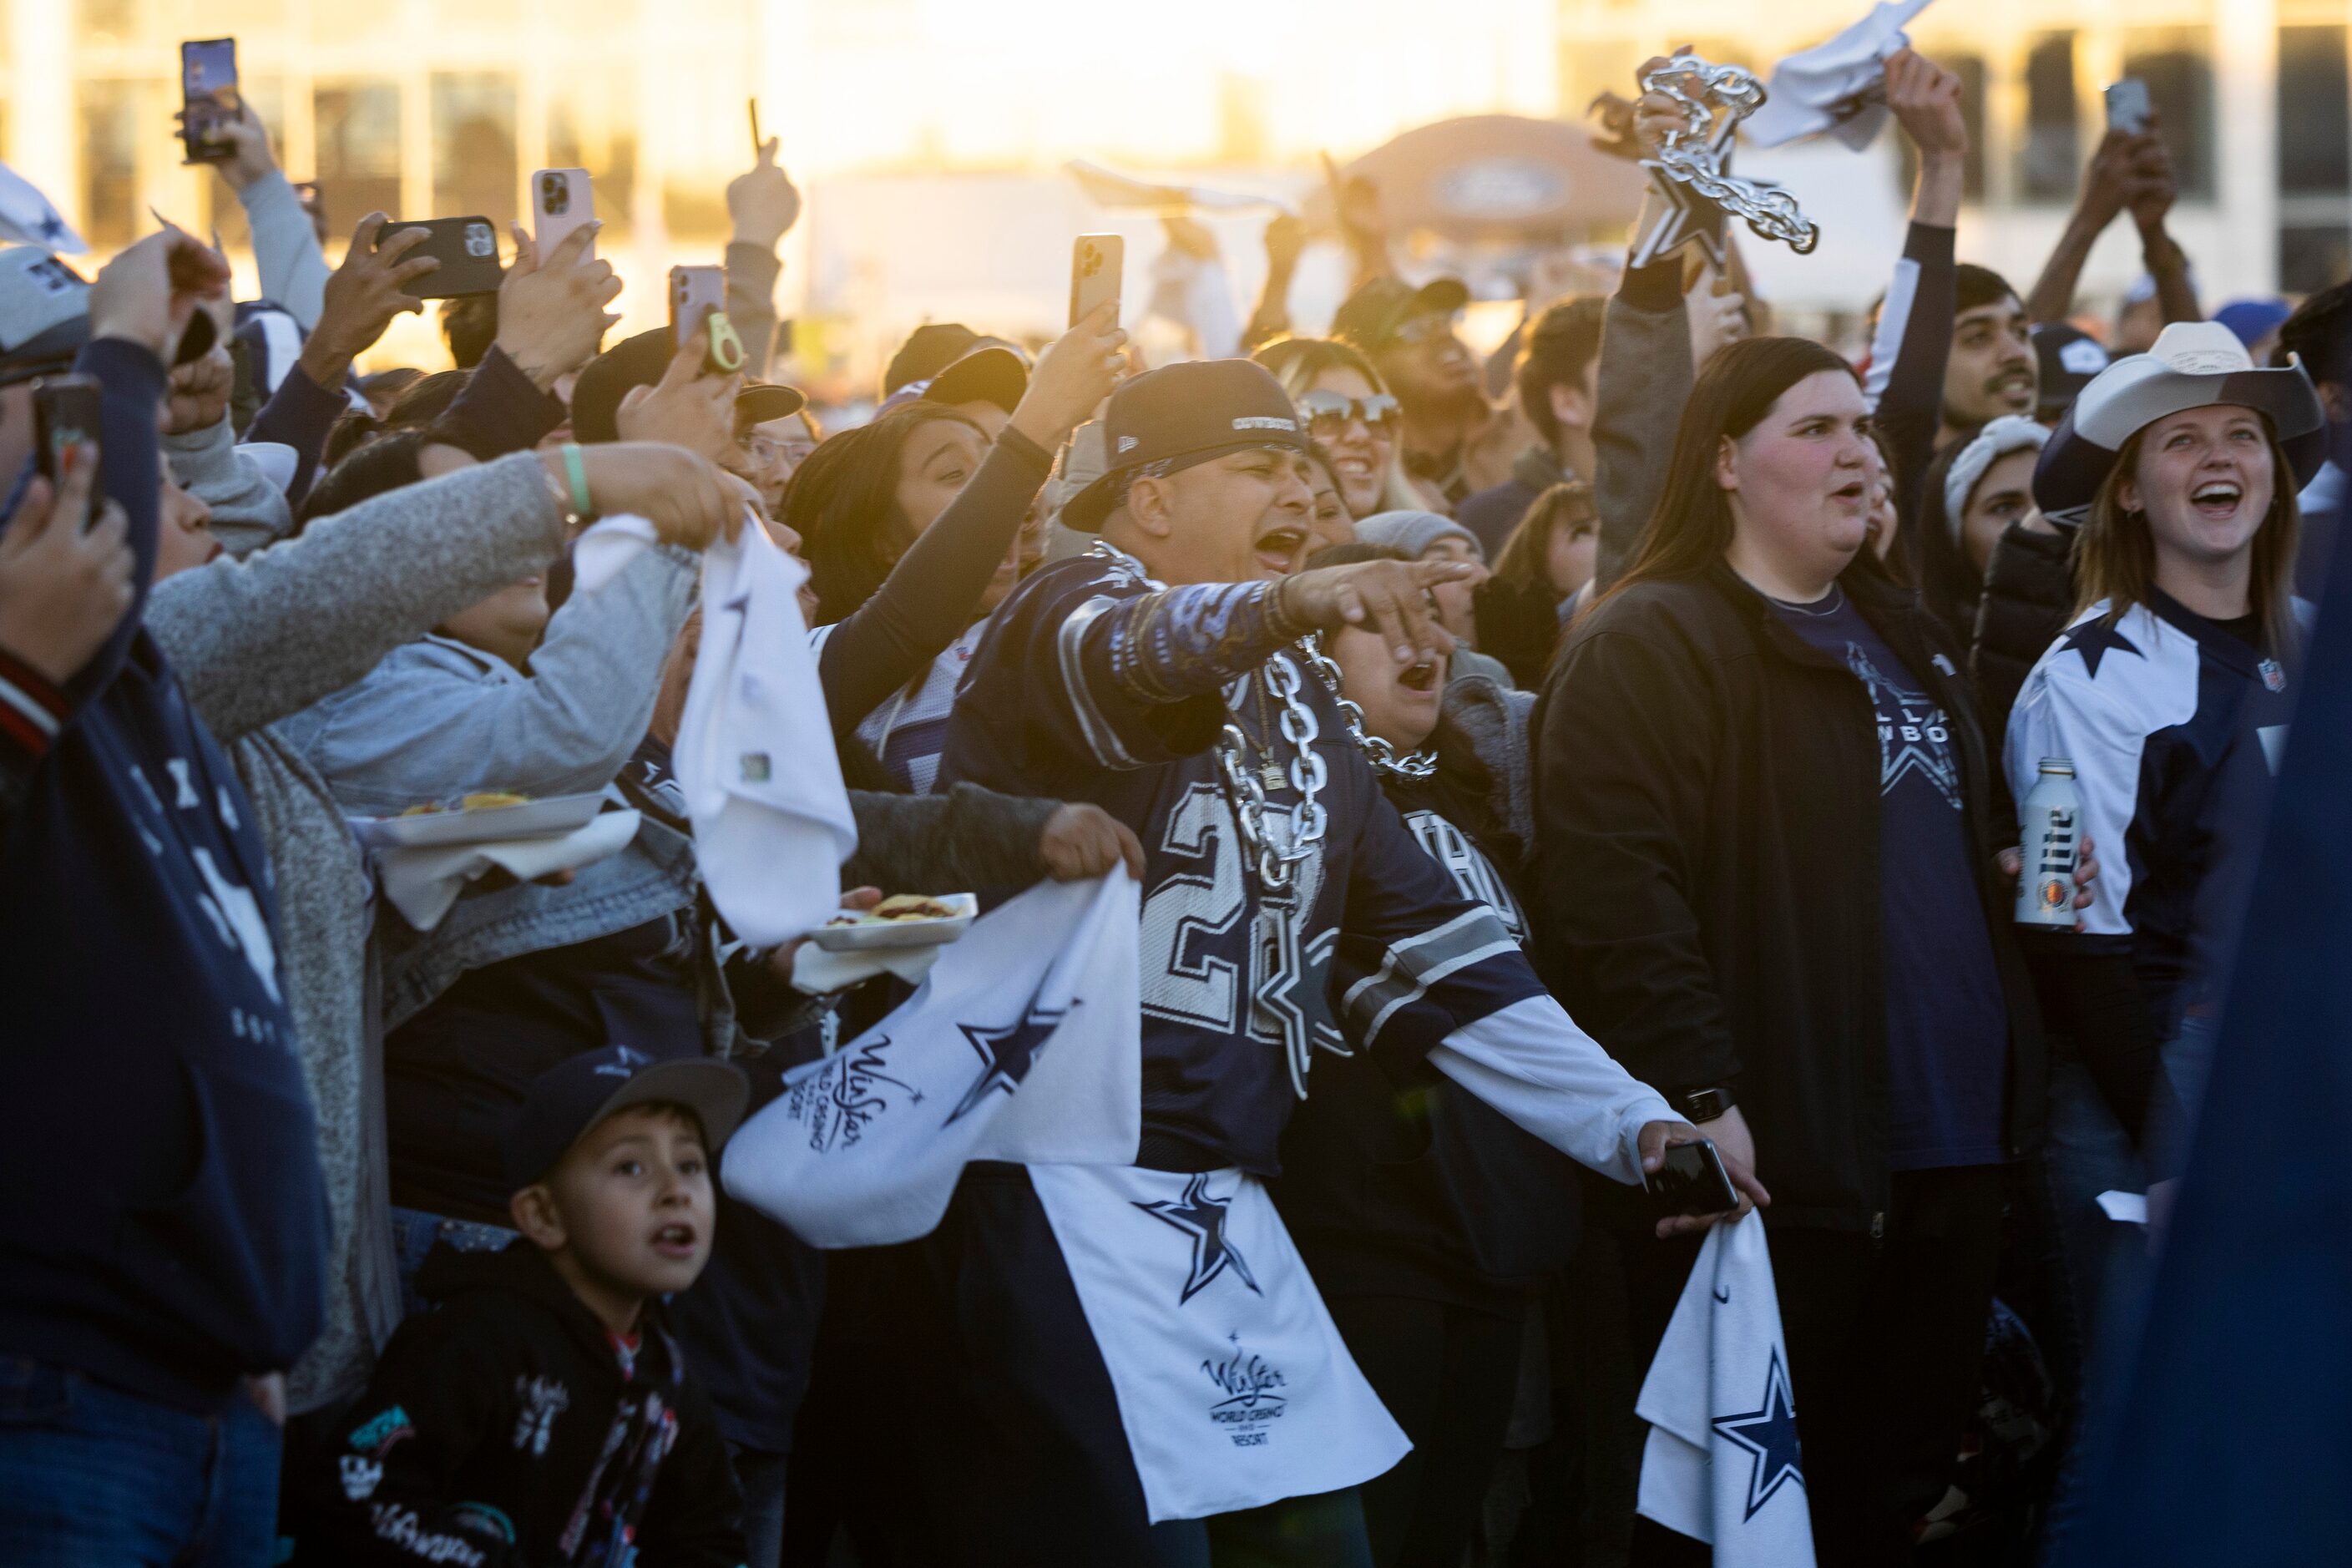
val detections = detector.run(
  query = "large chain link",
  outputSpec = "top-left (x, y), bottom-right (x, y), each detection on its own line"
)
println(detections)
top-left (1641, 55), bottom-right (1820, 256)
top-left (1214, 650), bottom-right (1329, 892)
top-left (1296, 634), bottom-right (1436, 781)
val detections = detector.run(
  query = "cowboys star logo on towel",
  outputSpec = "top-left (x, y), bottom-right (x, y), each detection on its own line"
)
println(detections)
top-left (1134, 1174), bottom-right (1261, 1304)
top-left (724, 872), bottom-right (1141, 1249)
top-left (1713, 1349), bottom-right (1805, 1520)
top-left (948, 1003), bottom-right (1069, 1125)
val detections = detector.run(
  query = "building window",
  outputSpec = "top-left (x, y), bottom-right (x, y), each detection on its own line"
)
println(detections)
top-left (315, 82), bottom-right (402, 235)
top-left (2281, 225), bottom-right (2351, 296)
top-left (2122, 28), bottom-right (2214, 202)
top-left (80, 81), bottom-right (140, 249)
top-left (548, 75), bottom-right (638, 235)
top-left (2279, 26), bottom-right (2350, 197)
top-left (2019, 33), bottom-right (2078, 203)
top-left (432, 73), bottom-right (518, 225)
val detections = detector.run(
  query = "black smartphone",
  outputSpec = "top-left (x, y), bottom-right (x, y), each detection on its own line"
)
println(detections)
top-left (375, 216), bottom-right (503, 299)
top-left (180, 38), bottom-right (240, 164)
top-left (32, 375), bottom-right (103, 529)
top-left (1643, 1139), bottom-right (1739, 1217)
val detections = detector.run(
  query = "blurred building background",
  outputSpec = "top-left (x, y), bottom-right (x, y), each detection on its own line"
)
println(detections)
top-left (3, 0), bottom-right (2344, 382)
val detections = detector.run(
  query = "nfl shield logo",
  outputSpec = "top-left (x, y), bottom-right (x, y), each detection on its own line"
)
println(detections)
top-left (2261, 658), bottom-right (2286, 694)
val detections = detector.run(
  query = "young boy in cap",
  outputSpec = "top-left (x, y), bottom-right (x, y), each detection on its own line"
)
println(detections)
top-left (290, 1046), bottom-right (751, 1567)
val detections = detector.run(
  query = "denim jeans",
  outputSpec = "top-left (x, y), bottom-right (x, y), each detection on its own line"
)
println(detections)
top-left (2036, 1019), bottom-right (2213, 1561)
top-left (389, 1205), bottom-right (520, 1321)
top-left (0, 1358), bottom-right (282, 1568)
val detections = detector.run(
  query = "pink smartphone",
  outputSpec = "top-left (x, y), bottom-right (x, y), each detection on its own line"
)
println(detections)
top-left (531, 168), bottom-right (594, 262)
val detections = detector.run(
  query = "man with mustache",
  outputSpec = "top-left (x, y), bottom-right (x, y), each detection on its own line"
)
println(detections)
top-left (1938, 265), bottom-right (2040, 450)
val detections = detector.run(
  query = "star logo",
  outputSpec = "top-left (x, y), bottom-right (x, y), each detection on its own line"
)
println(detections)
top-left (2061, 616), bottom-right (2142, 680)
top-left (1712, 1348), bottom-right (1805, 1522)
top-left (1134, 1175), bottom-right (1262, 1305)
top-left (1629, 159), bottom-right (1729, 271)
top-left (943, 1002), bottom-right (1067, 1125)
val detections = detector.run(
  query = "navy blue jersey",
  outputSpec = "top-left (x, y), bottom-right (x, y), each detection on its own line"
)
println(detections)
top-left (2007, 589), bottom-right (2302, 1029)
top-left (938, 549), bottom-right (1544, 1175)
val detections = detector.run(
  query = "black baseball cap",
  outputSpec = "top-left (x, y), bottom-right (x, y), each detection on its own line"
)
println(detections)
top-left (1331, 275), bottom-right (1469, 356)
top-left (567, 326), bottom-right (673, 445)
top-left (503, 1044), bottom-right (750, 1194)
top-left (734, 381), bottom-right (807, 427)
top-left (2031, 323), bottom-right (2111, 422)
top-left (879, 323), bottom-right (1029, 417)
top-left (1060, 358), bottom-right (1312, 532)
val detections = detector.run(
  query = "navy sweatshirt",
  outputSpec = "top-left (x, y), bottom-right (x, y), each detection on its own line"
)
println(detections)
top-left (0, 336), bottom-right (328, 1413)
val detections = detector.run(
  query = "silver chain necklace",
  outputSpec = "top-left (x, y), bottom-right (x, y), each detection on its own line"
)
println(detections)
top-left (1215, 650), bottom-right (1329, 892)
top-left (1296, 633), bottom-right (1438, 781)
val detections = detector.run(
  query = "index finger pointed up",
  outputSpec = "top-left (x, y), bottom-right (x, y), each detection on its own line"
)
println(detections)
top-left (661, 326), bottom-right (711, 390)
top-left (759, 135), bottom-right (780, 169)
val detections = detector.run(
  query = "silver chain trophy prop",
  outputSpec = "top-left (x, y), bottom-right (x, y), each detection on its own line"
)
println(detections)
top-left (1627, 54), bottom-right (1820, 271)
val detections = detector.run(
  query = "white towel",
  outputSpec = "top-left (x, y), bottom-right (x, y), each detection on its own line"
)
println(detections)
top-left (724, 870), bottom-right (1141, 1249)
top-left (368, 808), bottom-right (640, 932)
top-left (1743, 0), bottom-right (1936, 150)
top-left (571, 513), bottom-right (858, 948)
top-left (1028, 1163), bottom-right (1410, 1523)
top-left (1636, 1212), bottom-right (1818, 1565)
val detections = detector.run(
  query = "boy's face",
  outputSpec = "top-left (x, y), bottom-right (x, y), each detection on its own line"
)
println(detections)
top-left (529, 1105), bottom-right (716, 1307)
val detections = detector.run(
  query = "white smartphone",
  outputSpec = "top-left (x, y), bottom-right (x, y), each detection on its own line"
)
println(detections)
top-left (531, 168), bottom-right (594, 262)
top-left (2104, 79), bottom-right (2152, 137)
top-left (670, 265), bottom-right (726, 347)
top-left (1070, 234), bottom-right (1123, 328)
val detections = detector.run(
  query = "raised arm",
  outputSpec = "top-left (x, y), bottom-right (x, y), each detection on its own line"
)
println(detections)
top-left (815, 306), bottom-right (1124, 732)
top-left (1590, 255), bottom-right (1694, 591)
top-left (2026, 129), bottom-right (2162, 326)
top-left (200, 104), bottom-right (331, 329)
top-left (1865, 52), bottom-right (1968, 518)
top-left (725, 138), bottom-right (802, 379)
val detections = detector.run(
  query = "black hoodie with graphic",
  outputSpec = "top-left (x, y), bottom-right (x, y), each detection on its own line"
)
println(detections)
top-left (290, 1242), bottom-right (744, 1568)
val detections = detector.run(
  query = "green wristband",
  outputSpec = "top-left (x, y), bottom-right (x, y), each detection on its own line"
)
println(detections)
top-left (561, 442), bottom-right (594, 522)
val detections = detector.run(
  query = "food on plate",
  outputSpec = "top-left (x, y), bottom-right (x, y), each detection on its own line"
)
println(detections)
top-left (825, 893), bottom-right (964, 927)
top-left (397, 791), bottom-right (535, 817)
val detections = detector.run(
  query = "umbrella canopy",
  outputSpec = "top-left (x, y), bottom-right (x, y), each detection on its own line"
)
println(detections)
top-left (1328, 115), bottom-right (1646, 242)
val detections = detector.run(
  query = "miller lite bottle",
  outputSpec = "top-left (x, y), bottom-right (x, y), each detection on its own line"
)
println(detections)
top-left (2016, 758), bottom-right (2080, 927)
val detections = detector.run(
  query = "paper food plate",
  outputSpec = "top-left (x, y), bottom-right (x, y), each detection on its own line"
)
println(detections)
top-left (362, 792), bottom-right (609, 850)
top-left (809, 893), bottom-right (980, 952)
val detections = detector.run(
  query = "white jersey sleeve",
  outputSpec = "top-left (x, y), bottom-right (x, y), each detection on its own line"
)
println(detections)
top-left (1429, 994), bottom-right (1677, 1186)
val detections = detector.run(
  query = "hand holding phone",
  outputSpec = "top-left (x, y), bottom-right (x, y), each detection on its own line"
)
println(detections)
top-left (1644, 1137), bottom-right (1740, 1219)
top-left (374, 217), bottom-right (503, 299)
top-left (179, 38), bottom-right (240, 165)
top-left (32, 376), bottom-right (103, 530)
top-left (668, 266), bottom-right (744, 375)
top-left (1070, 234), bottom-right (1123, 329)
top-left (2104, 78), bottom-right (2152, 138)
top-left (531, 169), bottom-right (595, 264)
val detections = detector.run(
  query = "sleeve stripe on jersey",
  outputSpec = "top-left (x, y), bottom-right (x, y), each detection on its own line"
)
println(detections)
top-left (0, 670), bottom-right (63, 742)
top-left (1058, 595), bottom-right (1141, 770)
top-left (1341, 905), bottom-right (1522, 1048)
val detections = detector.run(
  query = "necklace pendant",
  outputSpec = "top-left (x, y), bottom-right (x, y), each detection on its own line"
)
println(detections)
top-left (1261, 759), bottom-right (1287, 792)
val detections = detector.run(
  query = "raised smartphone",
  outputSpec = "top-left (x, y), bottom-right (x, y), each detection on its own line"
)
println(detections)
top-left (375, 216), bottom-right (503, 299)
top-left (2105, 78), bottom-right (2152, 137)
top-left (32, 375), bottom-right (103, 529)
top-left (180, 38), bottom-right (240, 164)
top-left (1070, 234), bottom-right (1123, 328)
top-left (531, 169), bottom-right (594, 263)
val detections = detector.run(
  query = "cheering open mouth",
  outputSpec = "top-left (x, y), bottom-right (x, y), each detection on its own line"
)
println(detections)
top-left (2191, 479), bottom-right (2245, 519)
top-left (1255, 525), bottom-right (1307, 574)
top-left (1397, 658), bottom-right (1439, 693)
top-left (650, 1222), bottom-right (699, 1258)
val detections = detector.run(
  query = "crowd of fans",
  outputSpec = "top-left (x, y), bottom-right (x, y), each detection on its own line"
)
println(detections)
top-left (1, 38), bottom-right (2342, 1568)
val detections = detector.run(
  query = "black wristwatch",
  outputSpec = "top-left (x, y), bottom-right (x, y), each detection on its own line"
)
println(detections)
top-left (1669, 1086), bottom-right (1735, 1123)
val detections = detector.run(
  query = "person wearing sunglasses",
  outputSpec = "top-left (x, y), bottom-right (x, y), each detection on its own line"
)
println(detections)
top-left (1333, 276), bottom-right (1521, 513)
top-left (1255, 336), bottom-right (1425, 521)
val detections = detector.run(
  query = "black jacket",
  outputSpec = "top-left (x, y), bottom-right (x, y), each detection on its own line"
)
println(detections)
top-left (290, 1242), bottom-right (744, 1567)
top-left (1971, 518), bottom-right (2078, 745)
top-left (1529, 560), bottom-right (2046, 1233)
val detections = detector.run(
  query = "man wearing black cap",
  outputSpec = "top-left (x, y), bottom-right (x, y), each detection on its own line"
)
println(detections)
top-left (835, 359), bottom-right (1745, 1565)
top-left (1333, 275), bottom-right (1517, 510)
top-left (878, 320), bottom-right (1032, 437)
top-left (289, 1045), bottom-right (750, 1567)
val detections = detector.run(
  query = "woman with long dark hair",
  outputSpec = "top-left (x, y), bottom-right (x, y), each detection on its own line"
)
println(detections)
top-left (782, 307), bottom-right (1123, 761)
top-left (1530, 336), bottom-right (2074, 1565)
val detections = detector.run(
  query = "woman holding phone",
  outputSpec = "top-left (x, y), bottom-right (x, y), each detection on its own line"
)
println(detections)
top-left (1530, 336), bottom-right (2075, 1564)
